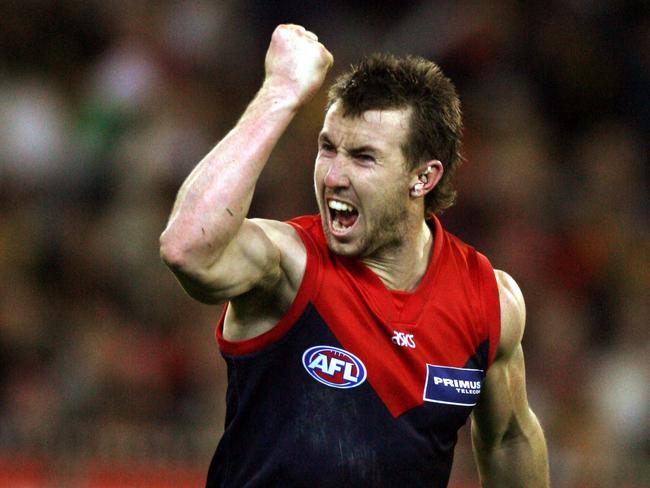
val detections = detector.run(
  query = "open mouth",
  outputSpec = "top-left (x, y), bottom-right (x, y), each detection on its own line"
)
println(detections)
top-left (327, 199), bottom-right (359, 234)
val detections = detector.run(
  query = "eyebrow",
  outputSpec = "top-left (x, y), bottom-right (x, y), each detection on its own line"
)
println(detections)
top-left (318, 132), bottom-right (332, 145)
top-left (349, 145), bottom-right (378, 155)
top-left (318, 132), bottom-right (380, 154)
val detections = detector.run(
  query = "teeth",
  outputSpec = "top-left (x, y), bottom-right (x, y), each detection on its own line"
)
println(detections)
top-left (328, 200), bottom-right (355, 212)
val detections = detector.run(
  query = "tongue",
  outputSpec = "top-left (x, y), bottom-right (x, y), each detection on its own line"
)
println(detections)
top-left (336, 211), bottom-right (358, 227)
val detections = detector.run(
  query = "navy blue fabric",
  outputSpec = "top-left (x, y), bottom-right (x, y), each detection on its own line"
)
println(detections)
top-left (207, 303), bottom-right (488, 487)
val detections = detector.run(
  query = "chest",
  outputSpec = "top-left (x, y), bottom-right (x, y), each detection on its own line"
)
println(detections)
top-left (307, 259), bottom-right (488, 418)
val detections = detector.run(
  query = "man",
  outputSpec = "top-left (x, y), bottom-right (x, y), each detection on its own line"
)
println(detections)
top-left (160, 24), bottom-right (549, 487)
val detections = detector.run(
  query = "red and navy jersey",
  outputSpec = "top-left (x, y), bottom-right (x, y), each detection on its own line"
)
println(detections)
top-left (208, 215), bottom-right (500, 487)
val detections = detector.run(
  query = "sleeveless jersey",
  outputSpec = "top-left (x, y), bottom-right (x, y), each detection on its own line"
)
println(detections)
top-left (207, 214), bottom-right (500, 487)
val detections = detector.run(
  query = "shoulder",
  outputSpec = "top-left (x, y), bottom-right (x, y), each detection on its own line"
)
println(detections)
top-left (223, 218), bottom-right (309, 341)
top-left (251, 218), bottom-right (303, 248)
top-left (255, 215), bottom-right (322, 250)
top-left (494, 269), bottom-right (525, 360)
top-left (249, 218), bottom-right (308, 291)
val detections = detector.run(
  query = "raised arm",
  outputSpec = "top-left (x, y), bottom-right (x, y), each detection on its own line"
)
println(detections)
top-left (471, 270), bottom-right (550, 487)
top-left (159, 25), bottom-right (333, 304)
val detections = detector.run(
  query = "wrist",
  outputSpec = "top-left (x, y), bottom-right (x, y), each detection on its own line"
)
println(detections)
top-left (258, 78), bottom-right (304, 113)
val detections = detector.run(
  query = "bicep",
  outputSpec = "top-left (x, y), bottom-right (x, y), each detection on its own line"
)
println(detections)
top-left (471, 270), bottom-right (532, 444)
top-left (169, 219), bottom-right (286, 304)
top-left (471, 271), bottom-right (550, 486)
top-left (472, 343), bottom-right (530, 445)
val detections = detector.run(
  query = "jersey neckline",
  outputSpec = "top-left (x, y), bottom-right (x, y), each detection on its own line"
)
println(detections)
top-left (331, 216), bottom-right (444, 325)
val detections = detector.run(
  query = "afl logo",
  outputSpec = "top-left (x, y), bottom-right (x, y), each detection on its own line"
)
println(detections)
top-left (302, 346), bottom-right (367, 389)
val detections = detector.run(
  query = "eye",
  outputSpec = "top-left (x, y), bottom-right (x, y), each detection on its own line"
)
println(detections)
top-left (319, 142), bottom-right (336, 155)
top-left (355, 154), bottom-right (375, 165)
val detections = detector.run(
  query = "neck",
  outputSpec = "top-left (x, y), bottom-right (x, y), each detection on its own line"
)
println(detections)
top-left (361, 219), bottom-right (433, 292)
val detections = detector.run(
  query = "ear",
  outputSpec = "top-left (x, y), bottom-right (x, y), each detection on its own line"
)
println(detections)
top-left (409, 160), bottom-right (443, 198)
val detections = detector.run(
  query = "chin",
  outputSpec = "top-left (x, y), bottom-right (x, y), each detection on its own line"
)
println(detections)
top-left (321, 222), bottom-right (364, 257)
top-left (326, 238), bottom-right (363, 257)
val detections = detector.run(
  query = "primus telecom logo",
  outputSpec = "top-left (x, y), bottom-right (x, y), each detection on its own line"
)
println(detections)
top-left (423, 364), bottom-right (483, 406)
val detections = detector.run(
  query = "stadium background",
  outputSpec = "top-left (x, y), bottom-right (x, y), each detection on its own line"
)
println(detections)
top-left (0, 1), bottom-right (648, 486)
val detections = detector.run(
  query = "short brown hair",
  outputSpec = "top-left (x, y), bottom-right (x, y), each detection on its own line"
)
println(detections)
top-left (327, 53), bottom-right (463, 216)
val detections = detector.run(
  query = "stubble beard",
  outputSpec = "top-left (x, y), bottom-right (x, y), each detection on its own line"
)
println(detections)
top-left (359, 201), bottom-right (410, 259)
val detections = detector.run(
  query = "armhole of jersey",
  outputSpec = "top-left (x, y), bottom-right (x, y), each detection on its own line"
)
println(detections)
top-left (476, 252), bottom-right (501, 369)
top-left (215, 221), bottom-right (321, 356)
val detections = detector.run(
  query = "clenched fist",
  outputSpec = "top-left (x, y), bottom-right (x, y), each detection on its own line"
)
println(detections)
top-left (263, 24), bottom-right (334, 108)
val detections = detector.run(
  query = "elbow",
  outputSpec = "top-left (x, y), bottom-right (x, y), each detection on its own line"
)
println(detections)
top-left (159, 231), bottom-right (187, 271)
top-left (159, 228), bottom-right (224, 281)
top-left (159, 227), bottom-right (203, 273)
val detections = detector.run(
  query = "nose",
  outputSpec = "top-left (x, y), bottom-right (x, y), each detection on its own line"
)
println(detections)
top-left (323, 156), bottom-right (350, 189)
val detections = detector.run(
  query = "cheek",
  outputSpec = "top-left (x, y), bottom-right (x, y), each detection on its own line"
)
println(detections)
top-left (313, 159), bottom-right (326, 185)
top-left (369, 181), bottom-right (407, 215)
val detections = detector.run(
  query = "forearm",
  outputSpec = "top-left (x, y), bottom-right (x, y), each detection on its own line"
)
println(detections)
top-left (161, 25), bottom-right (332, 275)
top-left (472, 409), bottom-right (549, 488)
top-left (160, 83), bottom-right (299, 266)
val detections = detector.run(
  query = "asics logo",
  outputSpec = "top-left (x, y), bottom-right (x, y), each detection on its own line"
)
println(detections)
top-left (391, 330), bottom-right (416, 348)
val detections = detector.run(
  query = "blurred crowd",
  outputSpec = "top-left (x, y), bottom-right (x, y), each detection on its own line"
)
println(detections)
top-left (0, 1), bottom-right (648, 486)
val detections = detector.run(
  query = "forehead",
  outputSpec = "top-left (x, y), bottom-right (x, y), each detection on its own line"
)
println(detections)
top-left (321, 102), bottom-right (412, 151)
